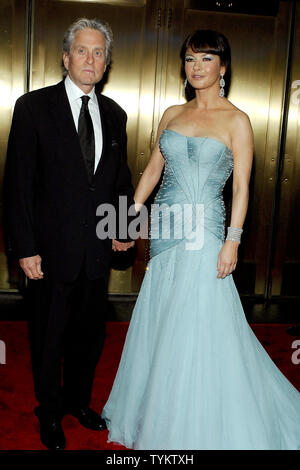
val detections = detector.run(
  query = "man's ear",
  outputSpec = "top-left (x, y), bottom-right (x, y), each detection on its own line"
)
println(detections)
top-left (63, 52), bottom-right (69, 71)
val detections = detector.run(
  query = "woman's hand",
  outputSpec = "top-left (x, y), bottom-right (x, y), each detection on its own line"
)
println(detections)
top-left (217, 240), bottom-right (239, 278)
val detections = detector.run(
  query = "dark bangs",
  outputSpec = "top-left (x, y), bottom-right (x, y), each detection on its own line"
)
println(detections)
top-left (180, 30), bottom-right (231, 71)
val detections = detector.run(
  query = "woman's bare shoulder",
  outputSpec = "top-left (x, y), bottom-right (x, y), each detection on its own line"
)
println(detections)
top-left (225, 100), bottom-right (251, 122)
top-left (162, 104), bottom-right (185, 119)
top-left (222, 101), bottom-right (252, 139)
top-left (224, 102), bottom-right (254, 150)
top-left (159, 104), bottom-right (186, 130)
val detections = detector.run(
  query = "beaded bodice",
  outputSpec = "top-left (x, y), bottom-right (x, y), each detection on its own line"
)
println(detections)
top-left (150, 129), bottom-right (234, 258)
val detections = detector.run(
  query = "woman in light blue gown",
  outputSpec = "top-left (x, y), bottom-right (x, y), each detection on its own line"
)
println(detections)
top-left (101, 30), bottom-right (300, 450)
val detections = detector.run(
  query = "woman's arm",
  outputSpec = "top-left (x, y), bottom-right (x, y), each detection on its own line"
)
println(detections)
top-left (134, 106), bottom-right (179, 213)
top-left (217, 112), bottom-right (254, 278)
top-left (229, 112), bottom-right (254, 231)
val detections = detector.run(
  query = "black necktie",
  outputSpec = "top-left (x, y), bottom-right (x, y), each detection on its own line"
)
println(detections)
top-left (78, 95), bottom-right (95, 182)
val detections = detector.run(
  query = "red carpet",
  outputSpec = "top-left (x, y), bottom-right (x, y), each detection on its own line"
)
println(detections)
top-left (0, 321), bottom-right (299, 450)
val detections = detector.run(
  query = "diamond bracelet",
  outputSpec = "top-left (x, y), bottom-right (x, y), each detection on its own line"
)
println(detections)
top-left (226, 226), bottom-right (243, 243)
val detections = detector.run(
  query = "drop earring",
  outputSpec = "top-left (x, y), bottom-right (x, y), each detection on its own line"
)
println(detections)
top-left (219, 73), bottom-right (225, 97)
top-left (182, 78), bottom-right (187, 98)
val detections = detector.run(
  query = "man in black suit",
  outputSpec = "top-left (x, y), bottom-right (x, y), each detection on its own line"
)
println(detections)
top-left (4, 18), bottom-right (136, 450)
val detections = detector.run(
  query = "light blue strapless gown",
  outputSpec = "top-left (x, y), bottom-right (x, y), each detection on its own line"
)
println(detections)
top-left (101, 129), bottom-right (300, 450)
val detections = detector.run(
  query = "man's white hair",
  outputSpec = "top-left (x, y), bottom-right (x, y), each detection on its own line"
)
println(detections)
top-left (63, 17), bottom-right (113, 64)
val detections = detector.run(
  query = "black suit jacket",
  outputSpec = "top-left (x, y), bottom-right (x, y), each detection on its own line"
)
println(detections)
top-left (4, 80), bottom-right (136, 282)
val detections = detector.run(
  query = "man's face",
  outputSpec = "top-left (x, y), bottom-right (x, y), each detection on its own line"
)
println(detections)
top-left (63, 28), bottom-right (107, 93)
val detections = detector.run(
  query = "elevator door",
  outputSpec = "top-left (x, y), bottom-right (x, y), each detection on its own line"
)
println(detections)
top-left (0, 0), bottom-right (298, 301)
top-left (0, 0), bottom-right (27, 291)
top-left (272, 1), bottom-right (300, 298)
top-left (29, 0), bottom-right (161, 293)
top-left (158, 0), bottom-right (292, 297)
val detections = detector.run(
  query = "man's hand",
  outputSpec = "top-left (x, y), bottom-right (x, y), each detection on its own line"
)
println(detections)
top-left (112, 240), bottom-right (135, 252)
top-left (19, 255), bottom-right (44, 280)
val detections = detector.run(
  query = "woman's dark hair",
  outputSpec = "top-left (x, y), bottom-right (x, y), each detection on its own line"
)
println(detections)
top-left (180, 30), bottom-right (231, 101)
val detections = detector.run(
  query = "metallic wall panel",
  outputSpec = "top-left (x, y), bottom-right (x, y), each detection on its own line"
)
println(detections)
top-left (162, 0), bottom-right (291, 296)
top-left (30, 0), bottom-right (159, 293)
top-left (272, 1), bottom-right (300, 297)
top-left (0, 0), bottom-right (27, 290)
top-left (1, 0), bottom-right (299, 299)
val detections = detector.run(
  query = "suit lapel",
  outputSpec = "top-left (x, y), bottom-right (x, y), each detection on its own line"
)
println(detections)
top-left (94, 92), bottom-right (112, 179)
top-left (49, 81), bottom-right (114, 184)
top-left (49, 80), bottom-right (91, 184)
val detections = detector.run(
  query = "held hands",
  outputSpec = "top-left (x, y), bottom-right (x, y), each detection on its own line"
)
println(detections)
top-left (19, 242), bottom-right (135, 280)
top-left (112, 239), bottom-right (135, 252)
top-left (19, 255), bottom-right (44, 280)
top-left (217, 240), bottom-right (239, 279)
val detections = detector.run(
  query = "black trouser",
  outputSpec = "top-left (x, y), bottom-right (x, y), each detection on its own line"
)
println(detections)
top-left (26, 259), bottom-right (108, 417)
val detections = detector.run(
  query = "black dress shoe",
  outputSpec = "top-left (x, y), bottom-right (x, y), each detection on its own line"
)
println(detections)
top-left (65, 406), bottom-right (107, 431)
top-left (286, 324), bottom-right (300, 336)
top-left (34, 407), bottom-right (66, 450)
